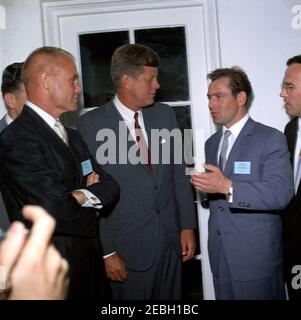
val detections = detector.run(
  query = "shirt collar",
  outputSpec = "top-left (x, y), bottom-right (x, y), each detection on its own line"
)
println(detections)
top-left (222, 113), bottom-right (249, 138)
top-left (5, 113), bottom-right (14, 125)
top-left (113, 95), bottom-right (142, 125)
top-left (26, 100), bottom-right (57, 129)
top-left (298, 118), bottom-right (301, 133)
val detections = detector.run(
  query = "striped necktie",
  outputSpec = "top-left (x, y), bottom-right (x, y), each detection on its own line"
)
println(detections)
top-left (134, 112), bottom-right (152, 173)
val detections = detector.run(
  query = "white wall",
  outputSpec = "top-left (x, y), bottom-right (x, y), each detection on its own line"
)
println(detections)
top-left (217, 0), bottom-right (301, 131)
top-left (0, 0), bottom-right (43, 117)
top-left (0, 0), bottom-right (300, 130)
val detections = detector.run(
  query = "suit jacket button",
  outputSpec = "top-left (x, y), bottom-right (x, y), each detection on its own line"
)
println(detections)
top-left (156, 209), bottom-right (160, 214)
top-left (217, 230), bottom-right (221, 235)
top-left (154, 185), bottom-right (158, 191)
top-left (218, 206), bottom-right (224, 211)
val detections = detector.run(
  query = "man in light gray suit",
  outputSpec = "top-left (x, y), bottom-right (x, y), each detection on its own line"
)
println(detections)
top-left (0, 62), bottom-right (26, 230)
top-left (191, 67), bottom-right (294, 300)
top-left (78, 44), bottom-right (197, 300)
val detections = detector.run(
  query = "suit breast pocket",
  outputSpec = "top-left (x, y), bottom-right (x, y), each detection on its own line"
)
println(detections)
top-left (230, 161), bottom-right (262, 180)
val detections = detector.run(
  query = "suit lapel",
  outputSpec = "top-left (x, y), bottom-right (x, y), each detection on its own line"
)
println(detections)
top-left (108, 102), bottom-right (153, 177)
top-left (285, 118), bottom-right (297, 166)
top-left (142, 107), bottom-right (157, 177)
top-left (207, 129), bottom-right (222, 167)
top-left (224, 118), bottom-right (255, 176)
top-left (286, 118), bottom-right (301, 195)
top-left (22, 106), bottom-right (81, 184)
top-left (106, 102), bottom-right (137, 166)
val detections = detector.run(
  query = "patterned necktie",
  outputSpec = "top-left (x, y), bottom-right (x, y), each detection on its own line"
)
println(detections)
top-left (295, 151), bottom-right (301, 193)
top-left (219, 130), bottom-right (231, 171)
top-left (134, 112), bottom-right (152, 173)
top-left (55, 119), bottom-right (68, 145)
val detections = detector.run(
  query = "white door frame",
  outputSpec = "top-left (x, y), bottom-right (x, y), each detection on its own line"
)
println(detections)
top-left (42, 0), bottom-right (221, 300)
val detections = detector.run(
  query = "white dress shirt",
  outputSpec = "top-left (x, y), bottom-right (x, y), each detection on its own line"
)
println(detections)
top-left (5, 113), bottom-right (13, 125)
top-left (217, 114), bottom-right (249, 203)
top-left (26, 100), bottom-right (101, 209)
top-left (294, 119), bottom-right (301, 176)
top-left (218, 114), bottom-right (250, 163)
top-left (113, 95), bottom-right (149, 146)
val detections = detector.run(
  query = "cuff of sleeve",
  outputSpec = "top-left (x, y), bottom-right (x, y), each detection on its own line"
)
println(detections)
top-left (227, 186), bottom-right (233, 203)
top-left (77, 189), bottom-right (103, 209)
top-left (103, 252), bottom-right (116, 259)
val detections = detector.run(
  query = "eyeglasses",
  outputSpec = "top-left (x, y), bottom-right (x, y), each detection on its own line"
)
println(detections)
top-left (281, 82), bottom-right (301, 93)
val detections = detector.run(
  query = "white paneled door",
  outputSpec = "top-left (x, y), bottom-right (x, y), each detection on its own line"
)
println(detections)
top-left (43, 0), bottom-right (220, 300)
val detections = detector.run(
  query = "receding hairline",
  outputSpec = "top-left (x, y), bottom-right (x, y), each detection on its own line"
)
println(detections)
top-left (22, 47), bottom-right (75, 84)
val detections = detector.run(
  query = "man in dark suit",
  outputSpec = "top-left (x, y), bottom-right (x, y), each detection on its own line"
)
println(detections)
top-left (0, 46), bottom-right (120, 300)
top-left (191, 67), bottom-right (294, 299)
top-left (281, 54), bottom-right (301, 300)
top-left (0, 62), bottom-right (26, 131)
top-left (78, 44), bottom-right (196, 300)
top-left (0, 62), bottom-right (27, 230)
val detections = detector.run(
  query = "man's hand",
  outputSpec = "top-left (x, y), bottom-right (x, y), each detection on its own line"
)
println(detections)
top-left (104, 253), bottom-right (128, 282)
top-left (70, 172), bottom-right (100, 205)
top-left (86, 171), bottom-right (100, 187)
top-left (70, 190), bottom-right (86, 205)
top-left (191, 164), bottom-right (232, 194)
top-left (181, 229), bottom-right (196, 262)
top-left (0, 205), bottom-right (69, 300)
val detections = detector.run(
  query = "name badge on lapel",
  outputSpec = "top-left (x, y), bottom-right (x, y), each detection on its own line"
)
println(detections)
top-left (234, 161), bottom-right (251, 174)
top-left (81, 159), bottom-right (93, 176)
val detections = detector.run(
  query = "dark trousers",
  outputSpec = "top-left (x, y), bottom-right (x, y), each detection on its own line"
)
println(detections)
top-left (52, 235), bottom-right (110, 300)
top-left (110, 230), bottom-right (182, 300)
top-left (213, 245), bottom-right (285, 300)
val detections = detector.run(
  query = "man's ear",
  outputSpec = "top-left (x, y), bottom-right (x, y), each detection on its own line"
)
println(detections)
top-left (122, 74), bottom-right (132, 89)
top-left (3, 92), bottom-right (17, 110)
top-left (40, 72), bottom-right (51, 91)
top-left (237, 91), bottom-right (247, 106)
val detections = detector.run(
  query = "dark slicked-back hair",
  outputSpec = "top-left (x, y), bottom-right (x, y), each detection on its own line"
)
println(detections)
top-left (1, 62), bottom-right (24, 97)
top-left (207, 66), bottom-right (253, 106)
top-left (111, 43), bottom-right (160, 88)
top-left (287, 55), bottom-right (301, 66)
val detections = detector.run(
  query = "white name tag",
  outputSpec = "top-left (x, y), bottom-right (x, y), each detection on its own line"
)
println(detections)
top-left (81, 159), bottom-right (93, 176)
top-left (234, 161), bottom-right (251, 174)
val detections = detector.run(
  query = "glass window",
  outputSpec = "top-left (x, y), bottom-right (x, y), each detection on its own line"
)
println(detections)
top-left (79, 31), bottom-right (129, 107)
top-left (79, 26), bottom-right (189, 107)
top-left (135, 27), bottom-right (189, 102)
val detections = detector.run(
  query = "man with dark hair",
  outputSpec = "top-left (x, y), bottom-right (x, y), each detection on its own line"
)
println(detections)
top-left (191, 66), bottom-right (294, 299)
top-left (0, 62), bottom-right (26, 130)
top-left (0, 62), bottom-right (27, 230)
top-left (0, 46), bottom-right (120, 300)
top-left (78, 43), bottom-right (196, 300)
top-left (281, 54), bottom-right (301, 300)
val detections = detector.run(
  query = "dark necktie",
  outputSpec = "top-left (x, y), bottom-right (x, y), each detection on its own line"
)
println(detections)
top-left (219, 130), bottom-right (231, 171)
top-left (134, 112), bottom-right (152, 173)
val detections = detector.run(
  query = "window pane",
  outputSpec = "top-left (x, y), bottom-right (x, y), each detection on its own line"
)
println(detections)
top-left (79, 31), bottom-right (129, 107)
top-left (171, 105), bottom-right (191, 132)
top-left (135, 27), bottom-right (190, 102)
top-left (171, 105), bottom-right (193, 165)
